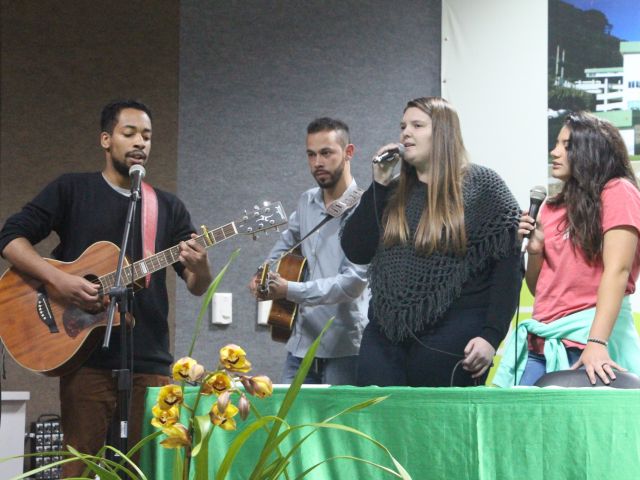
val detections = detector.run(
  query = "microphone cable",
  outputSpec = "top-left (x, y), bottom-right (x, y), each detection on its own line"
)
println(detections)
top-left (512, 249), bottom-right (530, 386)
top-left (369, 163), bottom-right (477, 387)
top-left (407, 329), bottom-right (473, 387)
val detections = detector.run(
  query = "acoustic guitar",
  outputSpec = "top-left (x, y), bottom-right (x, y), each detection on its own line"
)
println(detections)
top-left (0, 202), bottom-right (287, 376)
top-left (258, 249), bottom-right (307, 342)
top-left (256, 187), bottom-right (364, 343)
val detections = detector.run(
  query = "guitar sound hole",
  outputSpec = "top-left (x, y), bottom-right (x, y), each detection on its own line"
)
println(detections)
top-left (84, 274), bottom-right (104, 301)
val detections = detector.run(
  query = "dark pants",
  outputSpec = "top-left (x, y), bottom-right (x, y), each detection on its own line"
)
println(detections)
top-left (60, 367), bottom-right (170, 478)
top-left (357, 307), bottom-right (488, 387)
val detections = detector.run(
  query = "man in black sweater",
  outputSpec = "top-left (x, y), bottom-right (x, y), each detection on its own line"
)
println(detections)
top-left (0, 100), bottom-right (212, 476)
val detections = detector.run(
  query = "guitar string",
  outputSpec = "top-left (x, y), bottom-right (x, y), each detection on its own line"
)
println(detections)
top-left (88, 230), bottom-right (215, 295)
top-left (259, 189), bottom-right (361, 288)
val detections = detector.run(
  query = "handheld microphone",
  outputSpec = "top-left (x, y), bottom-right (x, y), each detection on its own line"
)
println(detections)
top-left (373, 144), bottom-right (405, 164)
top-left (521, 185), bottom-right (547, 253)
top-left (129, 164), bottom-right (146, 199)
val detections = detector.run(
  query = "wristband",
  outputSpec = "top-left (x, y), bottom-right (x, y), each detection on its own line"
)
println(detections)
top-left (587, 338), bottom-right (608, 347)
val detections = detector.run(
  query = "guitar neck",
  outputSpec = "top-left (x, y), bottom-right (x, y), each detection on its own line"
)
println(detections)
top-left (99, 222), bottom-right (238, 290)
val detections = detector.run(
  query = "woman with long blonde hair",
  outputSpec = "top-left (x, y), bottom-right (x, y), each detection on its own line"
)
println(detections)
top-left (342, 97), bottom-right (521, 386)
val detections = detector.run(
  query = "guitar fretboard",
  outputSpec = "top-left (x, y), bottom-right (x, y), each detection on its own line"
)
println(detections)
top-left (98, 222), bottom-right (238, 292)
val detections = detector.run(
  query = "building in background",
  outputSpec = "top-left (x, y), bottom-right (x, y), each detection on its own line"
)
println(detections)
top-left (570, 41), bottom-right (640, 155)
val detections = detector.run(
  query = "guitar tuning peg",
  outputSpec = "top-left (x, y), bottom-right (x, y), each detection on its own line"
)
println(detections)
top-left (253, 205), bottom-right (260, 210)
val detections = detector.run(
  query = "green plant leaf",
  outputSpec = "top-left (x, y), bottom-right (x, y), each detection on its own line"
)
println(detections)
top-left (3, 448), bottom-right (145, 480)
top-left (187, 248), bottom-right (240, 357)
top-left (101, 445), bottom-right (149, 479)
top-left (294, 455), bottom-right (409, 479)
top-left (286, 422), bottom-right (412, 479)
top-left (66, 446), bottom-right (123, 480)
top-left (7, 455), bottom-right (78, 480)
top-left (191, 414), bottom-right (213, 457)
top-left (172, 448), bottom-right (184, 480)
top-left (87, 443), bottom-right (141, 478)
top-left (125, 430), bottom-right (163, 464)
top-left (215, 415), bottom-right (287, 480)
top-left (195, 438), bottom-right (210, 480)
top-left (320, 395), bottom-right (389, 423)
top-left (253, 418), bottom-right (411, 480)
top-left (259, 456), bottom-right (291, 479)
top-left (247, 403), bottom-right (293, 480)
top-left (253, 395), bottom-right (392, 477)
top-left (251, 318), bottom-right (334, 478)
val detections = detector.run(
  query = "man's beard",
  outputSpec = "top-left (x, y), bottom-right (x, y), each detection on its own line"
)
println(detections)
top-left (112, 158), bottom-right (130, 177)
top-left (314, 160), bottom-right (345, 190)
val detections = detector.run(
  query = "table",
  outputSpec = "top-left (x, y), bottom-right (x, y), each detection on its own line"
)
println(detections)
top-left (140, 386), bottom-right (640, 479)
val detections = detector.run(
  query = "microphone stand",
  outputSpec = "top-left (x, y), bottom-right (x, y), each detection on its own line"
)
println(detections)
top-left (102, 179), bottom-right (141, 464)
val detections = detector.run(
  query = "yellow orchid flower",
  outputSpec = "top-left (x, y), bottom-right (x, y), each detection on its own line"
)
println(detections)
top-left (151, 404), bottom-right (180, 429)
top-left (172, 356), bottom-right (205, 382)
top-left (160, 423), bottom-right (191, 449)
top-left (219, 344), bottom-right (252, 373)
top-left (157, 384), bottom-right (183, 410)
top-left (201, 371), bottom-right (233, 396)
top-left (209, 402), bottom-right (239, 431)
top-left (250, 375), bottom-right (273, 398)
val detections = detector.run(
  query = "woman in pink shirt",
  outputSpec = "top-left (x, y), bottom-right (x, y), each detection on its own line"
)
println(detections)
top-left (514, 112), bottom-right (640, 386)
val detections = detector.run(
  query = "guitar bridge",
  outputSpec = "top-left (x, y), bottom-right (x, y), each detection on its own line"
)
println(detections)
top-left (36, 285), bottom-right (59, 333)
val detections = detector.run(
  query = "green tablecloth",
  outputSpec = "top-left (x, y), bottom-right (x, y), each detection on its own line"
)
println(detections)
top-left (140, 386), bottom-right (640, 479)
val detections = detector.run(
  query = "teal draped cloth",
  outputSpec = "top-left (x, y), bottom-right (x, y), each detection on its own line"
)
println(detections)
top-left (140, 386), bottom-right (640, 479)
top-left (494, 296), bottom-right (640, 387)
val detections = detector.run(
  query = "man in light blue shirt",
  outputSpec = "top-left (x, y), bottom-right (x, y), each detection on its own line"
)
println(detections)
top-left (249, 118), bottom-right (369, 384)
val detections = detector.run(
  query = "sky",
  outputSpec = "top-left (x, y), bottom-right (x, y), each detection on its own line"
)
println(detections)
top-left (564, 0), bottom-right (640, 41)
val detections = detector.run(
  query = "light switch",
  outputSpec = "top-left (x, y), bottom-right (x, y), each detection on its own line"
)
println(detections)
top-left (257, 300), bottom-right (272, 325)
top-left (211, 293), bottom-right (232, 324)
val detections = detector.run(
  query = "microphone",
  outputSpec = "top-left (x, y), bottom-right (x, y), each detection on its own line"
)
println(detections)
top-left (373, 144), bottom-right (405, 164)
top-left (521, 185), bottom-right (547, 253)
top-left (129, 164), bottom-right (146, 199)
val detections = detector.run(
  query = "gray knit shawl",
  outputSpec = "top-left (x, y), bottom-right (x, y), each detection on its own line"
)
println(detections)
top-left (369, 164), bottom-right (520, 342)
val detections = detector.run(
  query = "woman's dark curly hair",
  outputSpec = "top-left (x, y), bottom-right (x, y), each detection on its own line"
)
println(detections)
top-left (548, 112), bottom-right (637, 263)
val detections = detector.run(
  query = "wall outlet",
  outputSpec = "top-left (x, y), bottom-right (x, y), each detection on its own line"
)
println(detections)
top-left (211, 292), bottom-right (232, 324)
top-left (257, 300), bottom-right (272, 325)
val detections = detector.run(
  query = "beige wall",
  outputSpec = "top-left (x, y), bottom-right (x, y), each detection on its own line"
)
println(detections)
top-left (0, 0), bottom-right (179, 436)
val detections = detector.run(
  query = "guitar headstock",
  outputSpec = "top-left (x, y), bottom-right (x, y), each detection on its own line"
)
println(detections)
top-left (236, 201), bottom-right (288, 238)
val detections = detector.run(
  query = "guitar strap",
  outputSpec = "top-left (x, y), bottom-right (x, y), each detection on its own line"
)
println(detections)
top-left (325, 186), bottom-right (364, 218)
top-left (141, 182), bottom-right (158, 288)
top-left (281, 186), bottom-right (365, 257)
